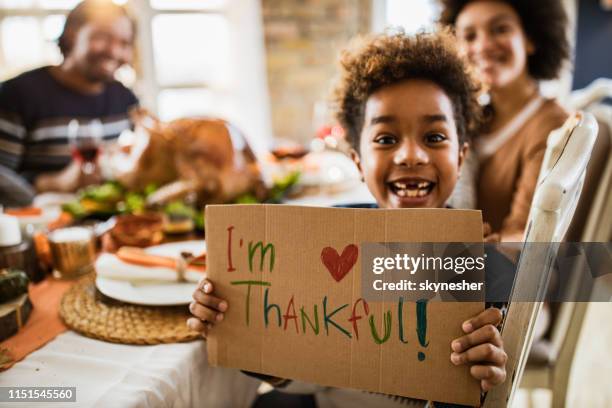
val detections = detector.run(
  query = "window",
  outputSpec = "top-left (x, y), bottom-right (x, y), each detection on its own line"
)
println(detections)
top-left (152, 14), bottom-right (230, 87)
top-left (0, 1), bottom-right (75, 79)
top-left (142, 2), bottom-right (233, 119)
top-left (373, 0), bottom-right (439, 34)
top-left (149, 0), bottom-right (226, 10)
top-left (139, 0), bottom-right (271, 153)
top-left (0, 0), bottom-right (272, 154)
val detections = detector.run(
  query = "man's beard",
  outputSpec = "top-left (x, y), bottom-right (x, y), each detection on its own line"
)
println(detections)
top-left (81, 58), bottom-right (117, 83)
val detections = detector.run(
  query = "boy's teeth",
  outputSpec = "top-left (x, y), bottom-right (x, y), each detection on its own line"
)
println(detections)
top-left (391, 180), bottom-right (433, 198)
top-left (392, 181), bottom-right (431, 189)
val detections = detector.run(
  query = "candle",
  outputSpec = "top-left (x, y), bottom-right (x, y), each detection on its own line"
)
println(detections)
top-left (0, 214), bottom-right (22, 247)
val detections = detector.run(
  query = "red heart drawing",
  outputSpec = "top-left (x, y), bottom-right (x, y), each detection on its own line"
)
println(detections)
top-left (321, 244), bottom-right (359, 282)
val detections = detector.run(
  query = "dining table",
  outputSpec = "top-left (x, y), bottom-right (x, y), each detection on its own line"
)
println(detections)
top-left (0, 183), bottom-right (375, 408)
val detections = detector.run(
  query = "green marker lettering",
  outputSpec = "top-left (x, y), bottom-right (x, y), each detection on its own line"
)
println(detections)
top-left (300, 305), bottom-right (320, 335)
top-left (230, 280), bottom-right (271, 325)
top-left (398, 297), bottom-right (408, 344)
top-left (369, 311), bottom-right (392, 344)
top-left (416, 299), bottom-right (429, 347)
top-left (322, 296), bottom-right (351, 338)
top-left (263, 287), bottom-right (282, 327)
top-left (248, 241), bottom-right (275, 272)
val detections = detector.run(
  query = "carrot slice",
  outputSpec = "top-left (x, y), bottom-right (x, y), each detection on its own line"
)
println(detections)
top-left (115, 246), bottom-right (206, 272)
top-left (5, 207), bottom-right (43, 216)
top-left (116, 247), bottom-right (177, 269)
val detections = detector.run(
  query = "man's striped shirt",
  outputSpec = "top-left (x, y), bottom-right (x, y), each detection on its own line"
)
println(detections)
top-left (0, 66), bottom-right (138, 182)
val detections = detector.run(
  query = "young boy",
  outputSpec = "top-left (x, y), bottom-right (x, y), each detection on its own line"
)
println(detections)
top-left (188, 31), bottom-right (507, 407)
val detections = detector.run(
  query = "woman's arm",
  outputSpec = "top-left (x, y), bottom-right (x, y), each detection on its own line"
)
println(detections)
top-left (500, 107), bottom-right (568, 241)
top-left (499, 137), bottom-right (547, 240)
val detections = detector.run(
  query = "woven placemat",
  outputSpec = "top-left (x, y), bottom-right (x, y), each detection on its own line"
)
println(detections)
top-left (60, 274), bottom-right (200, 345)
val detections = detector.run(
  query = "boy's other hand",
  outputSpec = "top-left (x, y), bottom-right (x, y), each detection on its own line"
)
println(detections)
top-left (187, 278), bottom-right (228, 338)
top-left (483, 222), bottom-right (500, 243)
top-left (450, 308), bottom-right (507, 392)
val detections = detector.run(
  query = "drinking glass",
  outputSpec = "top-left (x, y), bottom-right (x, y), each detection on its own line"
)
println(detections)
top-left (68, 119), bottom-right (104, 175)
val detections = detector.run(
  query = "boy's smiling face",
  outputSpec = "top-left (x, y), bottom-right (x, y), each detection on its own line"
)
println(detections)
top-left (352, 79), bottom-right (467, 209)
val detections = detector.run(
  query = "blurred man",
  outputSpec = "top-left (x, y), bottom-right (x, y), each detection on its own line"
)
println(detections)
top-left (0, 0), bottom-right (138, 202)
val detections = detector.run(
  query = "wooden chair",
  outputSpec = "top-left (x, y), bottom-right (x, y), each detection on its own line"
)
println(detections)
top-left (482, 111), bottom-right (599, 408)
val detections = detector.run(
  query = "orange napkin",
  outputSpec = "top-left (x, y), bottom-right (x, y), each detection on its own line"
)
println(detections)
top-left (116, 246), bottom-right (205, 272)
top-left (0, 278), bottom-right (74, 370)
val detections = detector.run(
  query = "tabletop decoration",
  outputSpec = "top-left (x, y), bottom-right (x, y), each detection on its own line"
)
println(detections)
top-left (0, 277), bottom-right (72, 370)
top-left (0, 270), bottom-right (32, 342)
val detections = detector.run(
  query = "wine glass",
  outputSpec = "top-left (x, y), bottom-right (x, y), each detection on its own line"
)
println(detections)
top-left (68, 119), bottom-right (104, 175)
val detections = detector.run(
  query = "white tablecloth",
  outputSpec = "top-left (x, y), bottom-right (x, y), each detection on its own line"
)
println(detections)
top-left (0, 332), bottom-right (259, 408)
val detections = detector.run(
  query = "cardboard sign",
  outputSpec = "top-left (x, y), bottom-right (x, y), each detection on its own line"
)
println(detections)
top-left (206, 205), bottom-right (483, 406)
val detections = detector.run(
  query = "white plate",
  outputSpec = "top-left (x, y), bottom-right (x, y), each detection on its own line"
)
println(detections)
top-left (95, 240), bottom-right (206, 306)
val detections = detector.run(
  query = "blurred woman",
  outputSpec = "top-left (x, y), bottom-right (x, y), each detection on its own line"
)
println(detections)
top-left (440, 0), bottom-right (570, 241)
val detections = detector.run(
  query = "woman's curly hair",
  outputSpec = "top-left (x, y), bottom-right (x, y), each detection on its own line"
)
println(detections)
top-left (332, 30), bottom-right (482, 150)
top-left (438, 0), bottom-right (569, 80)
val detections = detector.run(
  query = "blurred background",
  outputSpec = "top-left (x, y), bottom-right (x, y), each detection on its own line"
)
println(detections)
top-left (1, 1), bottom-right (611, 406)
top-left (4, 0), bottom-right (608, 153)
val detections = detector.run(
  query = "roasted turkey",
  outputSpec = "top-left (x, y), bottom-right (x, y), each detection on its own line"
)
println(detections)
top-left (109, 112), bottom-right (265, 205)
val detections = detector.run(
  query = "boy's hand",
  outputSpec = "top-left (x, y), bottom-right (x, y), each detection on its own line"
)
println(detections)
top-left (187, 278), bottom-right (228, 338)
top-left (483, 222), bottom-right (500, 243)
top-left (450, 308), bottom-right (507, 392)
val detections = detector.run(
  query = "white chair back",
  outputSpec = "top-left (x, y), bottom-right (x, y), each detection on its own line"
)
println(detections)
top-left (483, 112), bottom-right (599, 407)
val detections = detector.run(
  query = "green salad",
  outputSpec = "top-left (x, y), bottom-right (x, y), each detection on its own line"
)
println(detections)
top-left (61, 171), bottom-right (300, 228)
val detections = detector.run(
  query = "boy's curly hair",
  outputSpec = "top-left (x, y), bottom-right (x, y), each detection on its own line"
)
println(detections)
top-left (332, 30), bottom-right (481, 150)
top-left (438, 0), bottom-right (569, 81)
